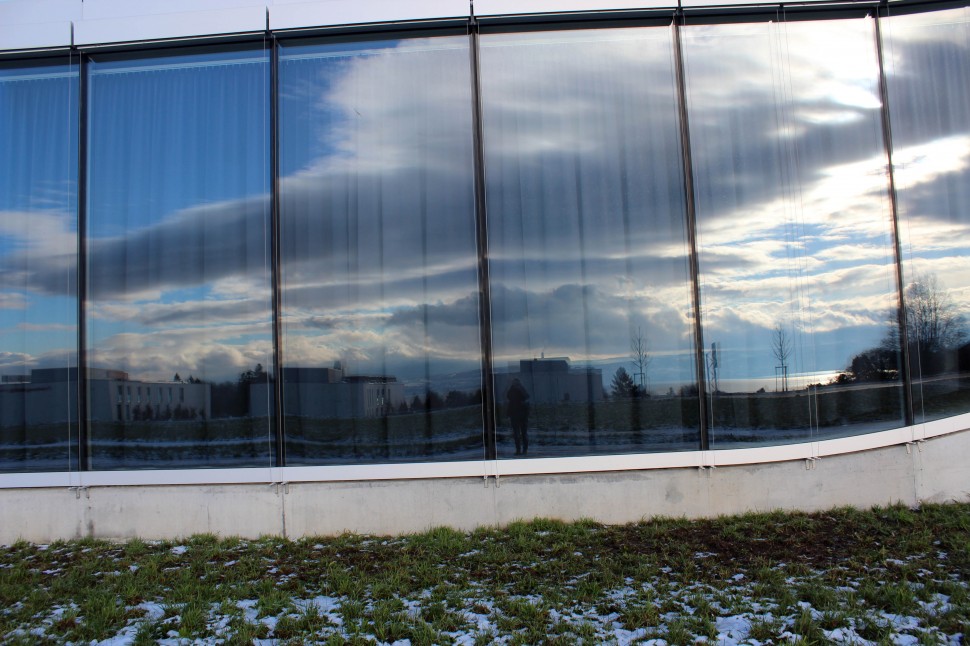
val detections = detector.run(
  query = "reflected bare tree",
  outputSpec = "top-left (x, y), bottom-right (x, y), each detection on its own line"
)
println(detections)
top-left (771, 324), bottom-right (792, 392)
top-left (836, 273), bottom-right (968, 385)
top-left (630, 326), bottom-right (652, 393)
top-left (906, 274), bottom-right (967, 354)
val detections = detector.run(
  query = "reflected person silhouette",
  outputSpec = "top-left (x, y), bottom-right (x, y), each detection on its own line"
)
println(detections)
top-left (506, 378), bottom-right (530, 456)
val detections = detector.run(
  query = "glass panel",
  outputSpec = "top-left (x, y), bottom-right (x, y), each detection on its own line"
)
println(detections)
top-left (0, 59), bottom-right (78, 473)
top-left (86, 47), bottom-right (273, 469)
top-left (279, 35), bottom-right (484, 465)
top-left (884, 8), bottom-right (970, 424)
top-left (480, 26), bottom-right (700, 459)
top-left (684, 17), bottom-right (905, 448)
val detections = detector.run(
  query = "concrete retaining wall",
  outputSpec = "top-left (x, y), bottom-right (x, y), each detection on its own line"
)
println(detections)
top-left (2, 429), bottom-right (968, 543)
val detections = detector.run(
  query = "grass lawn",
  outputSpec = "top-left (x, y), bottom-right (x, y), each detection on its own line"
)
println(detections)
top-left (1, 503), bottom-right (968, 644)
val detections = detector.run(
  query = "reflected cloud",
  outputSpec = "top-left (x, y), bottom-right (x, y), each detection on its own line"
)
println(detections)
top-left (490, 283), bottom-right (693, 364)
top-left (0, 293), bottom-right (28, 310)
top-left (86, 195), bottom-right (270, 301)
top-left (15, 322), bottom-right (74, 332)
top-left (96, 299), bottom-right (268, 328)
top-left (0, 350), bottom-right (32, 370)
top-left (0, 21), bottom-right (967, 391)
top-left (88, 324), bottom-right (272, 383)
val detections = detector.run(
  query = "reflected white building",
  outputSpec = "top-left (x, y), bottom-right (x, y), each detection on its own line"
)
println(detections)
top-left (0, 368), bottom-right (210, 426)
top-left (250, 366), bottom-right (405, 419)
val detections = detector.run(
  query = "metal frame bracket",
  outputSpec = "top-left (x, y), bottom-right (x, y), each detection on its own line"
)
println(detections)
top-left (68, 486), bottom-right (89, 499)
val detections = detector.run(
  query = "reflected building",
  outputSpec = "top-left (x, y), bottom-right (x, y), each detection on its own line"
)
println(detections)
top-left (494, 358), bottom-right (603, 405)
top-left (252, 366), bottom-right (404, 419)
top-left (0, 368), bottom-right (210, 426)
top-left (0, 369), bottom-right (77, 428)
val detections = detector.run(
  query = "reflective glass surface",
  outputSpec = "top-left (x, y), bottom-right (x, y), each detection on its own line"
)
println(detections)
top-left (480, 27), bottom-right (700, 459)
top-left (884, 8), bottom-right (970, 424)
top-left (85, 47), bottom-right (274, 469)
top-left (278, 35), bottom-right (484, 464)
top-left (684, 18), bottom-right (905, 447)
top-left (5, 6), bottom-right (970, 479)
top-left (0, 59), bottom-right (78, 473)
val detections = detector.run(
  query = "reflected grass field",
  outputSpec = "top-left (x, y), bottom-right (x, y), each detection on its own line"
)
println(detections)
top-left (916, 376), bottom-right (970, 422)
top-left (1, 378), bottom-right (968, 469)
top-left (285, 407), bottom-right (486, 463)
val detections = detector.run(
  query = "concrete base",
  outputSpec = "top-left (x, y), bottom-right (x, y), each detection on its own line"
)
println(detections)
top-left (2, 429), bottom-right (968, 543)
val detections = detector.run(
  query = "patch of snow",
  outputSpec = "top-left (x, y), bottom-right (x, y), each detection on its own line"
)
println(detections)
top-left (236, 599), bottom-right (259, 624)
top-left (612, 626), bottom-right (649, 644)
top-left (823, 626), bottom-right (873, 644)
top-left (919, 593), bottom-right (952, 615)
top-left (136, 601), bottom-right (166, 622)
top-left (715, 614), bottom-right (751, 642)
top-left (294, 595), bottom-right (344, 626)
top-left (92, 623), bottom-right (139, 645)
top-left (261, 614), bottom-right (278, 631)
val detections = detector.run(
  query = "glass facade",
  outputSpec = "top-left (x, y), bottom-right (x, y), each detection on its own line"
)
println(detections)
top-left (684, 16), bottom-right (906, 447)
top-left (85, 46), bottom-right (274, 469)
top-left (278, 35), bottom-right (484, 464)
top-left (0, 4), bottom-right (968, 476)
top-left (883, 7), bottom-right (970, 425)
top-left (480, 26), bottom-right (699, 459)
top-left (0, 58), bottom-right (78, 473)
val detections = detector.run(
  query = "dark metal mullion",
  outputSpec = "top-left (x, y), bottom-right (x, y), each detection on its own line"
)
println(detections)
top-left (672, 11), bottom-right (710, 451)
top-left (76, 52), bottom-right (90, 473)
top-left (874, 6), bottom-right (915, 427)
top-left (270, 37), bottom-right (286, 467)
top-left (469, 14), bottom-right (498, 462)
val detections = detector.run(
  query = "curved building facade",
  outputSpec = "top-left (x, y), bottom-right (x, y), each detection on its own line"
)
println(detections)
top-left (0, 0), bottom-right (968, 540)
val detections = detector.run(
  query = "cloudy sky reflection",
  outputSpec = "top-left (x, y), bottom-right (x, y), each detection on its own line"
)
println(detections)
top-left (886, 8), bottom-right (970, 321)
top-left (84, 48), bottom-right (273, 383)
top-left (278, 36), bottom-right (481, 385)
top-left (0, 13), bottom-right (967, 398)
top-left (685, 17), bottom-right (903, 389)
top-left (0, 61), bottom-right (77, 379)
top-left (481, 26), bottom-right (698, 390)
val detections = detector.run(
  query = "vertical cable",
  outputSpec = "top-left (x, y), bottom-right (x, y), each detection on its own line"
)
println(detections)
top-left (672, 11), bottom-right (709, 451)
top-left (469, 8), bottom-right (497, 462)
top-left (270, 36), bottom-right (286, 467)
top-left (76, 53), bottom-right (89, 472)
top-left (874, 6), bottom-right (915, 427)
